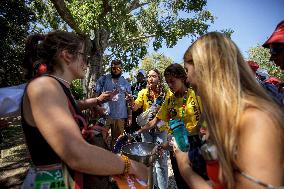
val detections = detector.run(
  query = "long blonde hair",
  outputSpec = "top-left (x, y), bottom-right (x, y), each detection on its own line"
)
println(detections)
top-left (184, 32), bottom-right (284, 189)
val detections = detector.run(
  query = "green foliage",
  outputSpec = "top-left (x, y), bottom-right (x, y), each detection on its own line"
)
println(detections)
top-left (0, 0), bottom-right (35, 87)
top-left (247, 45), bottom-right (284, 80)
top-left (30, 0), bottom-right (68, 33)
top-left (70, 79), bottom-right (85, 100)
top-left (32, 0), bottom-right (221, 95)
top-left (220, 28), bottom-right (234, 38)
top-left (141, 53), bottom-right (173, 75)
top-left (37, 0), bottom-right (215, 71)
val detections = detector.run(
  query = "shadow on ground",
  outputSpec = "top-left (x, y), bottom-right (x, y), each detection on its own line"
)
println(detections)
top-left (0, 117), bottom-right (29, 189)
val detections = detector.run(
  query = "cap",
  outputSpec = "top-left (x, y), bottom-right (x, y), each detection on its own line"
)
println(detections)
top-left (265, 77), bottom-right (280, 85)
top-left (137, 69), bottom-right (146, 77)
top-left (247, 60), bottom-right (259, 72)
top-left (256, 68), bottom-right (269, 80)
top-left (263, 20), bottom-right (284, 48)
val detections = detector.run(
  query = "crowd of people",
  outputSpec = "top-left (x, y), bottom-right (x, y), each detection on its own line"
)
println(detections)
top-left (0, 19), bottom-right (283, 189)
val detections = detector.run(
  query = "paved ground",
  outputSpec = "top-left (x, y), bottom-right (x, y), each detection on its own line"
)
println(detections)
top-left (0, 119), bottom-right (178, 189)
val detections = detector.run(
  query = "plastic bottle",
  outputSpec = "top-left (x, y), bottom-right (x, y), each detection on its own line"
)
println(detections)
top-left (149, 95), bottom-right (163, 119)
top-left (102, 102), bottom-right (110, 116)
top-left (155, 96), bottom-right (163, 106)
top-left (169, 119), bottom-right (190, 152)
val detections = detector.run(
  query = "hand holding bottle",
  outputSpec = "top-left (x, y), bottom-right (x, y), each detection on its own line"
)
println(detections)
top-left (169, 119), bottom-right (190, 152)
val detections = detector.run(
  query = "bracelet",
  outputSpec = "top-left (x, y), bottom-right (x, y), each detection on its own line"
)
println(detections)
top-left (121, 155), bottom-right (131, 175)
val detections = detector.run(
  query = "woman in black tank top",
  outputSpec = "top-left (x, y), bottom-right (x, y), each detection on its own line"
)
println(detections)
top-left (21, 31), bottom-right (147, 189)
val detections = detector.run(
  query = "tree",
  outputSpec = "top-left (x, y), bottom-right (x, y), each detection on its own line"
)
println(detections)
top-left (247, 44), bottom-right (284, 80)
top-left (33, 0), bottom-right (215, 96)
top-left (30, 0), bottom-right (70, 33)
top-left (141, 53), bottom-right (173, 75)
top-left (0, 0), bottom-right (35, 87)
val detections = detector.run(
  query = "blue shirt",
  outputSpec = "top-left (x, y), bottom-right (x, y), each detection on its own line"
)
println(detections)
top-left (95, 74), bottom-right (131, 119)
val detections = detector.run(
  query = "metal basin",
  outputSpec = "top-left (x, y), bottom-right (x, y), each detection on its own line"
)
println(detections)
top-left (121, 142), bottom-right (156, 166)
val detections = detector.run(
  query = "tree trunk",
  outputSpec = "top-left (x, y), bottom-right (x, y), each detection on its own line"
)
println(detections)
top-left (85, 29), bottom-right (109, 97)
top-left (49, 1), bottom-right (111, 98)
top-left (85, 51), bottom-right (103, 97)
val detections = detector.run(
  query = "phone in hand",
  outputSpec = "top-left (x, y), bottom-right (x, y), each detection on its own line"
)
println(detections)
top-left (110, 89), bottom-right (119, 101)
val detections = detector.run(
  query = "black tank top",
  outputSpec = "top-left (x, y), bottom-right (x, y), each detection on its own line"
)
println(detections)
top-left (21, 76), bottom-right (84, 166)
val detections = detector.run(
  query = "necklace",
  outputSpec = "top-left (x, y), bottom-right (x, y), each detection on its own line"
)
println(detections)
top-left (169, 90), bottom-right (188, 120)
top-left (49, 75), bottom-right (71, 86)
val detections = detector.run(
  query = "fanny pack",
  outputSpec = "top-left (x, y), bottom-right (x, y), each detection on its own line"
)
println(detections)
top-left (35, 164), bottom-right (65, 189)
top-left (21, 163), bottom-right (66, 189)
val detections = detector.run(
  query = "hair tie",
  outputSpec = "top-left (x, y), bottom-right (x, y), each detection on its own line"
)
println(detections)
top-left (33, 62), bottom-right (47, 77)
top-left (38, 63), bottom-right (47, 75)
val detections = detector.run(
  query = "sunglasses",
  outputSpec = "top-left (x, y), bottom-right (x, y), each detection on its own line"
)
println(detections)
top-left (111, 67), bottom-right (122, 71)
top-left (269, 46), bottom-right (284, 55)
top-left (77, 52), bottom-right (91, 65)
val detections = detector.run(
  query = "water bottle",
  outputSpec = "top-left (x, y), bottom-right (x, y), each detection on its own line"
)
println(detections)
top-left (148, 104), bottom-right (157, 120)
top-left (148, 96), bottom-right (163, 119)
top-left (169, 119), bottom-right (189, 152)
top-left (102, 102), bottom-right (110, 116)
top-left (155, 96), bottom-right (163, 105)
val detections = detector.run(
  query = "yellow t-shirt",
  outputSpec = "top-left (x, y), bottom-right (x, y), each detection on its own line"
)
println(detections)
top-left (135, 88), bottom-right (171, 111)
top-left (156, 88), bottom-right (202, 135)
top-left (135, 89), bottom-right (156, 112)
top-left (135, 88), bottom-right (170, 131)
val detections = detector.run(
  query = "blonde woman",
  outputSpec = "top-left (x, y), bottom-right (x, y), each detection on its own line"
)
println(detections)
top-left (175, 32), bottom-right (284, 189)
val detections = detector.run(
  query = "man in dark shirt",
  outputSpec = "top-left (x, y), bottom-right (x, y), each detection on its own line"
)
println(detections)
top-left (131, 70), bottom-right (147, 99)
top-left (128, 70), bottom-right (147, 134)
top-left (262, 20), bottom-right (284, 106)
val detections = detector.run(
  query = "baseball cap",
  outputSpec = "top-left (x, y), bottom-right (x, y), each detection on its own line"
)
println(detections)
top-left (256, 68), bottom-right (269, 80)
top-left (137, 69), bottom-right (146, 77)
top-left (265, 77), bottom-right (280, 85)
top-left (247, 60), bottom-right (259, 72)
top-left (263, 20), bottom-right (284, 48)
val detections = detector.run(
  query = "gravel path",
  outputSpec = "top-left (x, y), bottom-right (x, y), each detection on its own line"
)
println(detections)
top-left (0, 118), bottom-right (29, 189)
